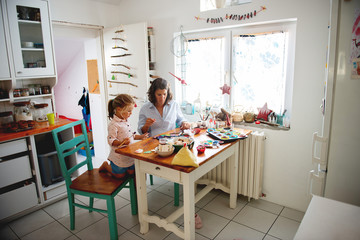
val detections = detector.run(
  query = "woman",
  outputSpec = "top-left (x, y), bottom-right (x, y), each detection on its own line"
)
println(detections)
top-left (137, 78), bottom-right (202, 228)
top-left (138, 78), bottom-right (190, 136)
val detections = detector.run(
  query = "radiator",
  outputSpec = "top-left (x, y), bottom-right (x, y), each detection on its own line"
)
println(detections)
top-left (198, 131), bottom-right (266, 201)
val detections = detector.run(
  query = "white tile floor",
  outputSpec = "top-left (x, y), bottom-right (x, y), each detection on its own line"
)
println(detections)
top-left (0, 176), bottom-right (304, 240)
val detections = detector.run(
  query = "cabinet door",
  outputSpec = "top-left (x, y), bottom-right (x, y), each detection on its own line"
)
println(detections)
top-left (103, 22), bottom-right (150, 131)
top-left (0, 1), bottom-right (10, 79)
top-left (6, 0), bottom-right (55, 77)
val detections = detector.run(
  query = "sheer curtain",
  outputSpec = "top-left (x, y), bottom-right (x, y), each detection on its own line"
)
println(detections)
top-left (232, 32), bottom-right (288, 114)
top-left (182, 37), bottom-right (225, 108)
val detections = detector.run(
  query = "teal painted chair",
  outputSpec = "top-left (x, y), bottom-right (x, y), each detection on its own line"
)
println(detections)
top-left (52, 120), bottom-right (137, 240)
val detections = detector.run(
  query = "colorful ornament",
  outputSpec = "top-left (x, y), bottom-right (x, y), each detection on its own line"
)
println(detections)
top-left (257, 103), bottom-right (272, 121)
top-left (220, 84), bottom-right (231, 95)
top-left (169, 72), bottom-right (187, 85)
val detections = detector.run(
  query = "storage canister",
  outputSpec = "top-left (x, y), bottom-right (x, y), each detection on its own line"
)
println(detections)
top-left (33, 103), bottom-right (49, 122)
top-left (0, 111), bottom-right (14, 125)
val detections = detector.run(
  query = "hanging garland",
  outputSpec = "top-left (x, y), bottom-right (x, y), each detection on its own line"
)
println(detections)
top-left (195, 6), bottom-right (266, 24)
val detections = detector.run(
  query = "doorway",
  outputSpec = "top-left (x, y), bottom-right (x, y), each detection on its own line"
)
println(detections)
top-left (52, 22), bottom-right (108, 166)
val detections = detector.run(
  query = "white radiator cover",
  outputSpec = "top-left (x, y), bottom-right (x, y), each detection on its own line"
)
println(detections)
top-left (199, 131), bottom-right (265, 200)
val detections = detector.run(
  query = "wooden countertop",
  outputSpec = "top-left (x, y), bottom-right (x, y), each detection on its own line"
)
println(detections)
top-left (115, 128), bottom-right (252, 173)
top-left (0, 118), bottom-right (73, 142)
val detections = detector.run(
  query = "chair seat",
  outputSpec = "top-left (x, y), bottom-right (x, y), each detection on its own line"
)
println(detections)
top-left (70, 169), bottom-right (127, 195)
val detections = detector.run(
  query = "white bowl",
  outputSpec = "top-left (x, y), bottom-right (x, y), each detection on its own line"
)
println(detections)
top-left (155, 145), bottom-right (174, 157)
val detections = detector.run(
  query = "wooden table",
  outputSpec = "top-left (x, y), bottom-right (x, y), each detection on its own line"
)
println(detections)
top-left (116, 128), bottom-right (251, 239)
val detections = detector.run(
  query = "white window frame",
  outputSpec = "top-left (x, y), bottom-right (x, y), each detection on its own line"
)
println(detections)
top-left (175, 19), bottom-right (297, 124)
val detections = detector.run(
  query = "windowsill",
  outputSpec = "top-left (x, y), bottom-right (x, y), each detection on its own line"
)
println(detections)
top-left (234, 121), bottom-right (290, 131)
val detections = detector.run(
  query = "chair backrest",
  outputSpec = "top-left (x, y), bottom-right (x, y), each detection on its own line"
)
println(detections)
top-left (52, 119), bottom-right (93, 186)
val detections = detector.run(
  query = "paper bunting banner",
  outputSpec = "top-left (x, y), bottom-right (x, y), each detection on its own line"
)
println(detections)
top-left (194, 6), bottom-right (266, 24)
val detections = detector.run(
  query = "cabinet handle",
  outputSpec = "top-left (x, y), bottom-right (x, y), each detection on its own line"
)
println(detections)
top-left (17, 71), bottom-right (22, 74)
top-left (155, 167), bottom-right (160, 170)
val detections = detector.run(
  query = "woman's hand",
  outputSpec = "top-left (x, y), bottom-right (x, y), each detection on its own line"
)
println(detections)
top-left (135, 133), bottom-right (149, 140)
top-left (180, 121), bottom-right (191, 130)
top-left (144, 118), bottom-right (156, 127)
top-left (141, 118), bottom-right (156, 134)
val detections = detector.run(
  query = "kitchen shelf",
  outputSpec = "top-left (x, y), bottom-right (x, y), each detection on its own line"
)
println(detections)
top-left (21, 48), bottom-right (44, 51)
top-left (18, 19), bottom-right (41, 25)
top-left (12, 94), bottom-right (52, 101)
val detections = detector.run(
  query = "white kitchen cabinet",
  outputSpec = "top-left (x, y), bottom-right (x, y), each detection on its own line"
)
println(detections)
top-left (0, 182), bottom-right (38, 220)
top-left (0, 155), bottom-right (32, 188)
top-left (0, 138), bottom-right (38, 220)
top-left (0, 1), bottom-right (11, 80)
top-left (0, 126), bottom-right (77, 221)
top-left (5, 0), bottom-right (55, 77)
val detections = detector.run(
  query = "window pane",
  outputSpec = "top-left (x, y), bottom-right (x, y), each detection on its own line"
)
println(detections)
top-left (182, 37), bottom-right (225, 108)
top-left (232, 32), bottom-right (288, 114)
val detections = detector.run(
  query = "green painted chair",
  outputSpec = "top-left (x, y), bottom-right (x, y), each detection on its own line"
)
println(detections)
top-left (52, 120), bottom-right (137, 240)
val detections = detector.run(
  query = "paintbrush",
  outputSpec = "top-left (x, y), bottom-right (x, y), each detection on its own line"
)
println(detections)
top-left (118, 132), bottom-right (136, 148)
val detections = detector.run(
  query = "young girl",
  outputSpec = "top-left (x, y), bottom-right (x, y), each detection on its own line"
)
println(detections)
top-left (99, 94), bottom-right (149, 179)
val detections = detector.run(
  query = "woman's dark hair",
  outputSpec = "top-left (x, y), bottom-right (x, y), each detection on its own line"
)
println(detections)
top-left (147, 78), bottom-right (173, 105)
top-left (108, 94), bottom-right (135, 119)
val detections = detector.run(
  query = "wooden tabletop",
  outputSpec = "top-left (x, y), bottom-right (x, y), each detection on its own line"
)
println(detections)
top-left (0, 118), bottom-right (73, 142)
top-left (115, 128), bottom-right (252, 173)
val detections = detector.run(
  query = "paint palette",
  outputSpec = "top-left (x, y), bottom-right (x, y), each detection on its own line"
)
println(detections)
top-left (207, 128), bottom-right (248, 142)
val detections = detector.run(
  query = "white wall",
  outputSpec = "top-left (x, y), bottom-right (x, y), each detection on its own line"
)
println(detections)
top-left (53, 39), bottom-right (86, 120)
top-left (49, 0), bottom-right (120, 28)
top-left (49, 0), bottom-right (334, 211)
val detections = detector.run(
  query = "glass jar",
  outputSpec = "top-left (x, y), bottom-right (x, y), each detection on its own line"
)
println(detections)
top-left (28, 85), bottom-right (35, 95)
top-left (13, 89), bottom-right (21, 97)
top-left (20, 88), bottom-right (29, 97)
top-left (14, 101), bottom-right (33, 121)
top-left (34, 85), bottom-right (42, 95)
top-left (33, 103), bottom-right (49, 122)
top-left (41, 86), bottom-right (50, 94)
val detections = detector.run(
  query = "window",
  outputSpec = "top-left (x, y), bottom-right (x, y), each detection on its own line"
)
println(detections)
top-left (175, 21), bottom-right (296, 126)
top-left (232, 31), bottom-right (288, 114)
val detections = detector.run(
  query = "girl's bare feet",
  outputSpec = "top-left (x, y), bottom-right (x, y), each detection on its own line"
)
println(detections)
top-left (99, 162), bottom-right (109, 172)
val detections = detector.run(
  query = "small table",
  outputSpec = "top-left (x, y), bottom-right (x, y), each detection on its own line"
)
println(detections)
top-left (294, 195), bottom-right (360, 240)
top-left (116, 128), bottom-right (251, 239)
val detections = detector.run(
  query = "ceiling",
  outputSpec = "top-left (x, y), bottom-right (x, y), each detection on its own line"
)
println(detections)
top-left (89, 0), bottom-right (122, 5)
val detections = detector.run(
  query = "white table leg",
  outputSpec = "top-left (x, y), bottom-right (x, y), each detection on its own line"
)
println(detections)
top-left (229, 141), bottom-right (239, 209)
top-left (182, 173), bottom-right (196, 240)
top-left (135, 160), bottom-right (149, 234)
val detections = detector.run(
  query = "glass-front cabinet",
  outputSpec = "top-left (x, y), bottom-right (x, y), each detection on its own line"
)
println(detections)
top-left (0, 1), bottom-right (10, 80)
top-left (6, 0), bottom-right (55, 77)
